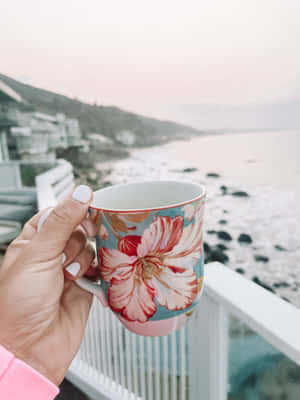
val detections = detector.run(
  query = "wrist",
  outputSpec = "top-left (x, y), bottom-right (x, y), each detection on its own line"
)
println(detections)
top-left (0, 344), bottom-right (59, 398)
top-left (1, 340), bottom-right (62, 386)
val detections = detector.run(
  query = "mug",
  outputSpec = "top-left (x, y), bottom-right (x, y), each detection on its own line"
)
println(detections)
top-left (76, 180), bottom-right (206, 336)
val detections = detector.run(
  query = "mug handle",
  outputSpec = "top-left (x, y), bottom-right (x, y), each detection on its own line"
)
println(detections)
top-left (74, 208), bottom-right (108, 307)
top-left (76, 277), bottom-right (108, 308)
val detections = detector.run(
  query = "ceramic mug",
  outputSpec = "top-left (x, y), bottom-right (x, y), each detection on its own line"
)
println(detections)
top-left (76, 180), bottom-right (206, 336)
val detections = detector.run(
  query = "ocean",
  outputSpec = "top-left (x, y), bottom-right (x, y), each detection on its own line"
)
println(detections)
top-left (97, 129), bottom-right (300, 307)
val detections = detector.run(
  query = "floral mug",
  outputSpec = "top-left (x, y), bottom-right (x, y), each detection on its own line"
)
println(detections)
top-left (76, 180), bottom-right (206, 336)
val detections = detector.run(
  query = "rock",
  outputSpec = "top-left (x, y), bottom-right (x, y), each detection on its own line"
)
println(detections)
top-left (281, 297), bottom-right (290, 303)
top-left (218, 219), bottom-right (227, 225)
top-left (273, 282), bottom-right (290, 288)
top-left (232, 191), bottom-right (250, 197)
top-left (205, 245), bottom-right (229, 264)
top-left (254, 255), bottom-right (269, 263)
top-left (220, 185), bottom-right (228, 195)
top-left (274, 244), bottom-right (287, 252)
top-left (183, 167), bottom-right (198, 173)
top-left (209, 249), bottom-right (229, 264)
top-left (238, 233), bottom-right (253, 244)
top-left (236, 268), bottom-right (245, 274)
top-left (217, 231), bottom-right (233, 241)
top-left (203, 242), bottom-right (211, 253)
top-left (206, 172), bottom-right (220, 178)
top-left (252, 277), bottom-right (275, 293)
top-left (216, 243), bottom-right (228, 251)
top-left (207, 230), bottom-right (217, 235)
top-left (101, 181), bottom-right (113, 188)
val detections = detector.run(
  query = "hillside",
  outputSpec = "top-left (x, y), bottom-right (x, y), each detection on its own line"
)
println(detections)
top-left (0, 73), bottom-right (200, 146)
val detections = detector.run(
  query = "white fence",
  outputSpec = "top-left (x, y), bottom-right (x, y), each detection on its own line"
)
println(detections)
top-left (66, 262), bottom-right (300, 400)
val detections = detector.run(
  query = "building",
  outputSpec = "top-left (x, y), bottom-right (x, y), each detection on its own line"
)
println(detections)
top-left (0, 79), bottom-right (88, 229)
top-left (0, 79), bottom-right (86, 161)
top-left (88, 133), bottom-right (114, 149)
top-left (115, 129), bottom-right (136, 146)
top-left (0, 80), bottom-right (23, 161)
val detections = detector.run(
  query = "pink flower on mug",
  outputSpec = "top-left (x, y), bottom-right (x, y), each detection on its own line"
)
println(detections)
top-left (99, 211), bottom-right (203, 322)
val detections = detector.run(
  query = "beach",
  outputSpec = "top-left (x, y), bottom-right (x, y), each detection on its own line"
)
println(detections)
top-left (97, 129), bottom-right (300, 307)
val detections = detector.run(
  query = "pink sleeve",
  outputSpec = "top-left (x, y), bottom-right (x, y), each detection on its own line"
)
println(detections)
top-left (0, 344), bottom-right (59, 400)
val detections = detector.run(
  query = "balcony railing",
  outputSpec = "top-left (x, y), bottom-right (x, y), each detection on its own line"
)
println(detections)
top-left (0, 159), bottom-right (60, 190)
top-left (15, 134), bottom-right (49, 155)
top-left (0, 108), bottom-right (19, 124)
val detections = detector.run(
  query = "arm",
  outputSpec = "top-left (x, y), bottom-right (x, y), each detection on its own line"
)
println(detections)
top-left (0, 185), bottom-right (95, 397)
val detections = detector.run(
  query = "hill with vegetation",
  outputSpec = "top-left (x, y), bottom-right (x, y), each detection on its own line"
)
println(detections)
top-left (0, 73), bottom-right (201, 147)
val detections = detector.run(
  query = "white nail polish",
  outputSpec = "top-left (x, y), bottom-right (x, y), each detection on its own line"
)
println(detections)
top-left (37, 208), bottom-right (54, 232)
top-left (66, 262), bottom-right (80, 276)
top-left (72, 185), bottom-right (92, 203)
top-left (61, 253), bottom-right (66, 264)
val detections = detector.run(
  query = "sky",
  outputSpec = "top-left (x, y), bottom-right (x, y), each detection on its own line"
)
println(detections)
top-left (0, 0), bottom-right (300, 118)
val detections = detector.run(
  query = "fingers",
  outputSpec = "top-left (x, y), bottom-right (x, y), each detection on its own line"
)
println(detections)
top-left (64, 242), bottom-right (96, 280)
top-left (34, 185), bottom-right (93, 255)
top-left (81, 217), bottom-right (97, 237)
top-left (62, 227), bottom-right (87, 267)
top-left (16, 209), bottom-right (52, 242)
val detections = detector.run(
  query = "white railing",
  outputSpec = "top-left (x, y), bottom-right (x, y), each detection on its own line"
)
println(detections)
top-left (35, 159), bottom-right (74, 209)
top-left (0, 159), bottom-right (57, 191)
top-left (65, 262), bottom-right (300, 400)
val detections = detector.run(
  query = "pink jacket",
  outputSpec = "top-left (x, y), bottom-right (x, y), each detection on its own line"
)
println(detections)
top-left (0, 345), bottom-right (59, 399)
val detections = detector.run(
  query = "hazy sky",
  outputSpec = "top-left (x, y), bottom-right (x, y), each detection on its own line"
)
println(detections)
top-left (1, 0), bottom-right (299, 117)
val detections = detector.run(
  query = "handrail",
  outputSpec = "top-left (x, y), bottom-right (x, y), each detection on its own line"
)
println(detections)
top-left (35, 159), bottom-right (73, 209)
top-left (205, 262), bottom-right (300, 365)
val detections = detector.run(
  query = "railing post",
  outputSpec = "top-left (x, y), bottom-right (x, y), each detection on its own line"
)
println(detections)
top-left (188, 292), bottom-right (228, 400)
top-left (0, 131), bottom-right (9, 161)
top-left (14, 162), bottom-right (22, 188)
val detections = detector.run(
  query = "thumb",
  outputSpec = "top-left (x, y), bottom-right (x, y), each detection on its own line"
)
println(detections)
top-left (35, 185), bottom-right (93, 255)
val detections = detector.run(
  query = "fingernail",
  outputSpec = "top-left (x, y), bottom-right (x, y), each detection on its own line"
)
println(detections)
top-left (66, 262), bottom-right (80, 276)
top-left (61, 253), bottom-right (66, 264)
top-left (72, 185), bottom-right (92, 203)
top-left (37, 208), bottom-right (54, 232)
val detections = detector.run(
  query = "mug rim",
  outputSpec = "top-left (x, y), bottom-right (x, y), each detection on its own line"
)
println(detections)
top-left (90, 180), bottom-right (206, 213)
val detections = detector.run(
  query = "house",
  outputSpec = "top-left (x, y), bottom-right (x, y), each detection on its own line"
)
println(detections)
top-left (115, 129), bottom-right (136, 146)
top-left (0, 79), bottom-right (87, 162)
top-left (0, 80), bottom-right (23, 161)
top-left (0, 79), bottom-right (86, 228)
top-left (88, 133), bottom-right (114, 149)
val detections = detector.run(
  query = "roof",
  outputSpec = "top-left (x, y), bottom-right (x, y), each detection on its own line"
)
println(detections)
top-left (31, 112), bottom-right (57, 122)
top-left (0, 80), bottom-right (23, 103)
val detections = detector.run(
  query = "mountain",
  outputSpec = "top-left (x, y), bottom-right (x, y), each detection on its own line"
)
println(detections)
top-left (159, 101), bottom-right (300, 131)
top-left (0, 74), bottom-right (200, 146)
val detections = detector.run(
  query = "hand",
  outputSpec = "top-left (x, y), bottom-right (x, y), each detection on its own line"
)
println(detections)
top-left (0, 185), bottom-right (97, 386)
